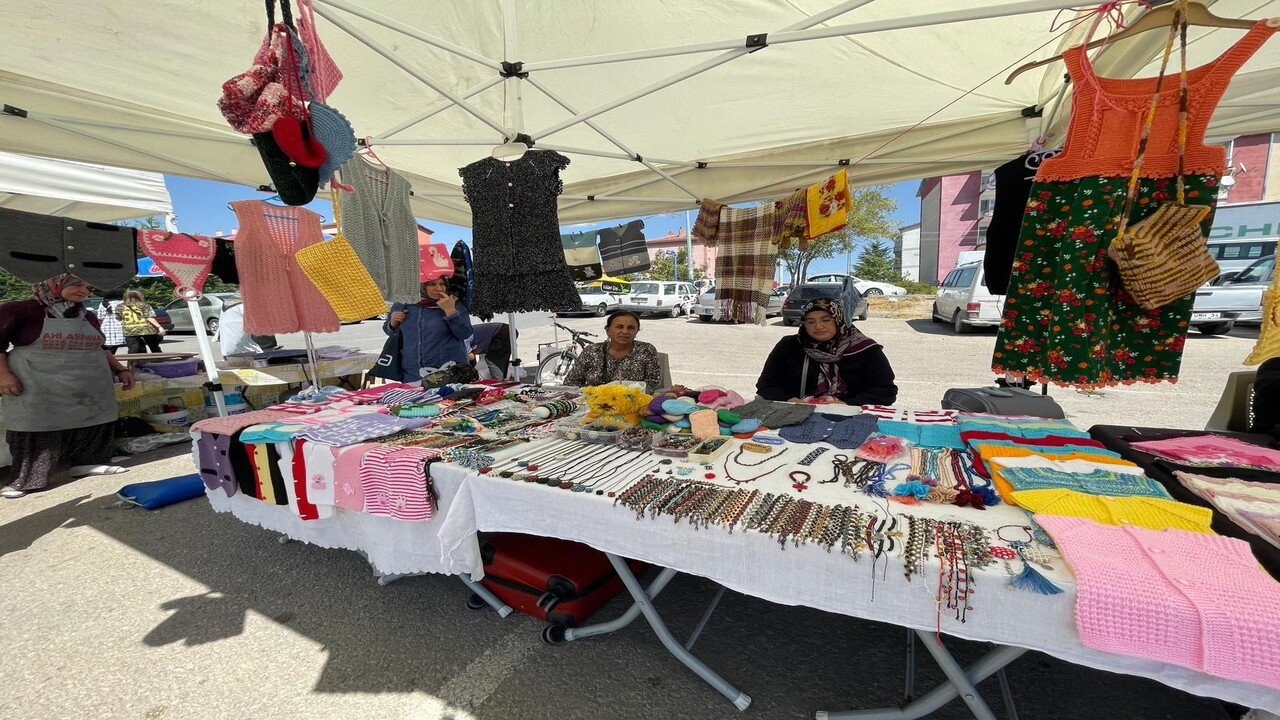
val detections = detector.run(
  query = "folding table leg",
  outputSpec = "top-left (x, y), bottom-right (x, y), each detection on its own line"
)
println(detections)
top-left (816, 631), bottom-right (1026, 720)
top-left (457, 574), bottom-right (513, 617)
top-left (564, 566), bottom-right (680, 641)
top-left (574, 555), bottom-right (751, 711)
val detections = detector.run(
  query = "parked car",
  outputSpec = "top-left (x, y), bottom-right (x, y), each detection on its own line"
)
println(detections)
top-left (164, 292), bottom-right (241, 336)
top-left (930, 261), bottom-right (1005, 334)
top-left (780, 280), bottom-right (869, 326)
top-left (806, 272), bottom-right (907, 297)
top-left (559, 283), bottom-right (625, 317)
top-left (83, 297), bottom-right (174, 332)
top-left (1190, 255), bottom-right (1274, 335)
top-left (619, 281), bottom-right (699, 318)
top-left (692, 288), bottom-right (785, 322)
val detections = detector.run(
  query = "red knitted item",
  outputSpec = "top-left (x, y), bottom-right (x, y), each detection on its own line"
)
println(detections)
top-left (136, 230), bottom-right (217, 299)
top-left (230, 200), bottom-right (340, 335)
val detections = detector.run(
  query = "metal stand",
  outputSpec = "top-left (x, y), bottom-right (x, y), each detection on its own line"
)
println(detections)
top-left (556, 557), bottom-right (750, 711)
top-left (817, 630), bottom-right (1026, 720)
top-left (186, 297), bottom-right (227, 416)
top-left (457, 574), bottom-right (513, 617)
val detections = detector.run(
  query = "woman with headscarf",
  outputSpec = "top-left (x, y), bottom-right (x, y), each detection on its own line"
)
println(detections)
top-left (0, 274), bottom-right (136, 499)
top-left (380, 276), bottom-right (473, 383)
top-left (755, 297), bottom-right (897, 405)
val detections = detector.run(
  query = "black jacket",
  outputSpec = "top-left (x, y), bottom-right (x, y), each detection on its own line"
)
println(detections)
top-left (756, 336), bottom-right (898, 405)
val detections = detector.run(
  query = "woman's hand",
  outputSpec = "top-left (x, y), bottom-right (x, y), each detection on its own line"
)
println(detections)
top-left (437, 295), bottom-right (457, 316)
top-left (116, 370), bottom-right (135, 391)
top-left (389, 310), bottom-right (408, 328)
top-left (0, 372), bottom-right (23, 396)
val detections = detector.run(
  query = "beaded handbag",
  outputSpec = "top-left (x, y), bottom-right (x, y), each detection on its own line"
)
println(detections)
top-left (295, 188), bottom-right (388, 322)
top-left (1107, 0), bottom-right (1219, 310)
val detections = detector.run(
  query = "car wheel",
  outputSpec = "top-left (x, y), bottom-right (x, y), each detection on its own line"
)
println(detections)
top-left (669, 305), bottom-right (681, 318)
top-left (594, 303), bottom-right (608, 317)
top-left (1195, 321), bottom-right (1235, 335)
top-left (864, 287), bottom-right (884, 297)
top-left (952, 311), bottom-right (971, 334)
top-left (698, 314), bottom-right (711, 323)
top-left (931, 302), bottom-right (945, 323)
top-left (206, 316), bottom-right (220, 337)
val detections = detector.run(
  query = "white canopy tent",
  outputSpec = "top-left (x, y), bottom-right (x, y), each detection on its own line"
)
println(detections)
top-left (0, 150), bottom-right (172, 222)
top-left (1, 0), bottom-right (1278, 228)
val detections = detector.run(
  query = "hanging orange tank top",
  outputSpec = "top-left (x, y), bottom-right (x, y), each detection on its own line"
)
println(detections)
top-left (1036, 19), bottom-right (1278, 183)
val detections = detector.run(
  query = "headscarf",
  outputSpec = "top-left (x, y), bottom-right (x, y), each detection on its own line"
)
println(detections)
top-left (798, 297), bottom-right (877, 397)
top-left (32, 273), bottom-right (87, 319)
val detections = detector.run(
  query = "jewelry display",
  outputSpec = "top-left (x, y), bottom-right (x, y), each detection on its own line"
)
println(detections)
top-left (996, 524), bottom-right (1063, 595)
top-left (797, 447), bottom-right (829, 466)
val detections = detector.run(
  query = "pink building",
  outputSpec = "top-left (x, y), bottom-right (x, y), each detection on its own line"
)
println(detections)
top-left (645, 228), bottom-right (717, 277)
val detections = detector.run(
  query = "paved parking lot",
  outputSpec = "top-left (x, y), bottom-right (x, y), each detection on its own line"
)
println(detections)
top-left (7, 300), bottom-right (1251, 719)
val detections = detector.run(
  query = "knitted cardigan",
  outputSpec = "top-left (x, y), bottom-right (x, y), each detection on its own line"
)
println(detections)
top-left (230, 201), bottom-right (340, 335)
top-left (337, 157), bottom-right (421, 304)
top-left (1037, 515), bottom-right (1280, 690)
top-left (999, 466), bottom-right (1172, 505)
top-left (1012, 488), bottom-right (1214, 533)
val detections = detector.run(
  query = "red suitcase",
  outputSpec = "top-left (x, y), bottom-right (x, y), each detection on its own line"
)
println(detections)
top-left (474, 533), bottom-right (645, 627)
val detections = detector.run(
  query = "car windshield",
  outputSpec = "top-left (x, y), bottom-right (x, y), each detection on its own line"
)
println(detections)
top-left (790, 285), bottom-right (842, 301)
top-left (631, 282), bottom-right (659, 294)
top-left (1231, 257), bottom-right (1274, 285)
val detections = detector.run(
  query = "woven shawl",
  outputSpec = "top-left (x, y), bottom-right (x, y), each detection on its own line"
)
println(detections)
top-left (712, 194), bottom-right (803, 324)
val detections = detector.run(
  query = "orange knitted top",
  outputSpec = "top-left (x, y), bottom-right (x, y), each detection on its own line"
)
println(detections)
top-left (1036, 19), bottom-right (1278, 183)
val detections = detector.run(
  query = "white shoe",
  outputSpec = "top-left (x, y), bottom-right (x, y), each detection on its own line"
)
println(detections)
top-left (1, 487), bottom-right (27, 499)
top-left (69, 465), bottom-right (129, 478)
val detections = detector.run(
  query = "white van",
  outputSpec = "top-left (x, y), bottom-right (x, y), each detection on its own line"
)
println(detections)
top-left (619, 281), bottom-right (699, 318)
top-left (931, 261), bottom-right (1004, 334)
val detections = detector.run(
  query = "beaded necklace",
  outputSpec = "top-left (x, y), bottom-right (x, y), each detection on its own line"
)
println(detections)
top-left (721, 448), bottom-right (790, 484)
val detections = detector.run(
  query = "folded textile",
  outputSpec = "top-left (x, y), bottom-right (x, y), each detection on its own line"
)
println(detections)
top-left (859, 405), bottom-right (957, 423)
top-left (968, 440), bottom-right (1123, 479)
top-left (195, 432), bottom-right (239, 498)
top-left (957, 417), bottom-right (1090, 438)
top-left (999, 466), bottom-right (1171, 505)
top-left (299, 439), bottom-right (337, 518)
top-left (878, 420), bottom-right (964, 449)
top-left (777, 413), bottom-right (877, 449)
top-left (734, 398), bottom-right (816, 429)
top-left (332, 443), bottom-right (375, 511)
top-left (1036, 515), bottom-right (1280, 690)
top-left (961, 429), bottom-right (1110, 451)
top-left (239, 421), bottom-right (314, 444)
top-left (294, 412), bottom-right (432, 446)
top-left (191, 409), bottom-right (296, 435)
top-left (358, 445), bottom-right (439, 521)
top-left (1012, 488), bottom-right (1213, 533)
top-left (1130, 434), bottom-right (1280, 471)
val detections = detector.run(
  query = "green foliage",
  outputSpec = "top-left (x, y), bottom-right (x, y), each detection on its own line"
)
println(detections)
top-left (885, 274), bottom-right (936, 295)
top-left (777, 185), bottom-right (898, 283)
top-left (646, 248), bottom-right (708, 281)
top-left (852, 238), bottom-right (897, 282)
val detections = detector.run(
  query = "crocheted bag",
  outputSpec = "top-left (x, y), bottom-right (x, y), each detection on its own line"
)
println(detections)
top-left (1107, 2), bottom-right (1218, 310)
top-left (1244, 276), bottom-right (1280, 365)
top-left (218, 19), bottom-right (304, 134)
top-left (294, 189), bottom-right (388, 322)
top-left (135, 230), bottom-right (217, 300)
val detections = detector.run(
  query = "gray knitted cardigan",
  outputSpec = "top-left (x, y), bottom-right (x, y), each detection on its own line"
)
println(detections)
top-left (337, 158), bottom-right (421, 304)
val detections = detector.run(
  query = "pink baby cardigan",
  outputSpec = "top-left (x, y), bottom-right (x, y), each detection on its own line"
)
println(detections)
top-left (230, 201), bottom-right (340, 335)
top-left (333, 443), bottom-right (375, 512)
top-left (1037, 514), bottom-right (1280, 689)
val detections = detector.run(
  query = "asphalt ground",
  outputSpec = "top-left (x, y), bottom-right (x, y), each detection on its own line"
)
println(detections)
top-left (0, 300), bottom-right (1262, 720)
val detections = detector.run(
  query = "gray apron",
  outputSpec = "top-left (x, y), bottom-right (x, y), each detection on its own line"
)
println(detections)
top-left (3, 313), bottom-right (117, 432)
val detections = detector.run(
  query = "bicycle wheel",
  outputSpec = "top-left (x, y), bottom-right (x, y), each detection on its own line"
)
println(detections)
top-left (536, 350), bottom-right (576, 385)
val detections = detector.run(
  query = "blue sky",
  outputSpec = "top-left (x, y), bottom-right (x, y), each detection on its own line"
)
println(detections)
top-left (164, 175), bottom-right (922, 276)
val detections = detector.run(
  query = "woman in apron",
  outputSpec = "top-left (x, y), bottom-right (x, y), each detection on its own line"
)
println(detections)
top-left (0, 274), bottom-right (136, 498)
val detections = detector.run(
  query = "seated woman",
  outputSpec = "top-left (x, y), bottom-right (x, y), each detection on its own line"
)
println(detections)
top-left (563, 310), bottom-right (662, 393)
top-left (756, 297), bottom-right (897, 405)
top-left (382, 276), bottom-right (472, 383)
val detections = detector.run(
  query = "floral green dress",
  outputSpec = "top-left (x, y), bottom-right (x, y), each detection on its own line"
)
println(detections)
top-left (991, 173), bottom-right (1219, 389)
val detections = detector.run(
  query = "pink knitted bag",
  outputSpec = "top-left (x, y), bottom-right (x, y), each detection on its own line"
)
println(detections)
top-left (295, 0), bottom-right (343, 101)
top-left (136, 230), bottom-right (217, 300)
top-left (1038, 514), bottom-right (1280, 689)
top-left (218, 25), bottom-right (305, 134)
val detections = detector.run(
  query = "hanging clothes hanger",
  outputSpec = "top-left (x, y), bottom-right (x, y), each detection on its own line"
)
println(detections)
top-left (491, 133), bottom-right (534, 160)
top-left (357, 137), bottom-right (388, 169)
top-left (1004, 1), bottom-right (1262, 85)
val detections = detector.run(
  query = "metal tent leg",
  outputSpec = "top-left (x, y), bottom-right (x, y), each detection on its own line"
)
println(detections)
top-left (598, 555), bottom-right (750, 711)
top-left (565, 566), bottom-right (680, 641)
top-left (816, 631), bottom-right (1026, 720)
top-left (457, 574), bottom-right (513, 617)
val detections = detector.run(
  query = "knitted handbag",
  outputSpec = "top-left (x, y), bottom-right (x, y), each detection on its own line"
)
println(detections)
top-left (1244, 276), bottom-right (1280, 365)
top-left (1107, 1), bottom-right (1219, 310)
top-left (135, 230), bottom-right (217, 299)
top-left (295, 189), bottom-right (390, 322)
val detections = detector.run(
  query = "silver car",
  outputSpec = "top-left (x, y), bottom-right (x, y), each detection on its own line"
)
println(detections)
top-left (164, 293), bottom-right (240, 337)
top-left (1190, 256), bottom-right (1274, 335)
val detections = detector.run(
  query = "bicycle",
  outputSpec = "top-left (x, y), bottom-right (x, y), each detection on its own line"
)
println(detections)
top-left (535, 322), bottom-right (598, 385)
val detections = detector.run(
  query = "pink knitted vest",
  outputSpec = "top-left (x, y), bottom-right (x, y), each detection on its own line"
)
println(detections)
top-left (1038, 514), bottom-right (1280, 689)
top-left (333, 443), bottom-right (374, 511)
top-left (230, 201), bottom-right (339, 335)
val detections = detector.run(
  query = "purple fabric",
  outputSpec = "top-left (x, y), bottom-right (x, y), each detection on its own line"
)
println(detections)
top-left (294, 412), bottom-right (431, 447)
top-left (196, 432), bottom-right (239, 497)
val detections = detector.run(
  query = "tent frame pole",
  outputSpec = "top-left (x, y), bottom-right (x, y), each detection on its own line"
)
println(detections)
top-left (375, 76), bottom-right (506, 140)
top-left (525, 0), bottom-right (1088, 73)
top-left (523, 76), bottom-right (701, 202)
top-left (500, 0), bottom-right (525, 382)
top-left (529, 0), bottom-right (878, 140)
top-left (312, 0), bottom-right (502, 70)
top-left (558, 167), bottom-right (700, 211)
top-left (312, 3), bottom-right (512, 138)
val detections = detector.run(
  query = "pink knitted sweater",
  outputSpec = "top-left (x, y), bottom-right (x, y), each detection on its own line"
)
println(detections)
top-left (1037, 514), bottom-right (1280, 689)
top-left (230, 201), bottom-right (339, 335)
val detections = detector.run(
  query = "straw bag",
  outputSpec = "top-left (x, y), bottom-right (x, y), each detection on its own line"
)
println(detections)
top-left (295, 188), bottom-right (388, 322)
top-left (1244, 277), bottom-right (1280, 366)
top-left (1107, 2), bottom-right (1219, 310)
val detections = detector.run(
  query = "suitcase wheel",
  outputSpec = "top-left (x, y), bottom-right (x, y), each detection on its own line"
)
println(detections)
top-left (541, 625), bottom-right (568, 645)
top-left (465, 593), bottom-right (488, 611)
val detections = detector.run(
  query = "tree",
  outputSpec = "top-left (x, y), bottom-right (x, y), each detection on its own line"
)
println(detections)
top-left (646, 248), bottom-right (708, 281)
top-left (775, 185), bottom-right (898, 284)
top-left (853, 238), bottom-right (897, 282)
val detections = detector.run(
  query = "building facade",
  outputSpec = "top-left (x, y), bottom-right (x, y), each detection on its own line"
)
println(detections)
top-left (911, 132), bottom-right (1280, 285)
top-left (894, 223), bottom-right (921, 280)
top-left (645, 228), bottom-right (717, 277)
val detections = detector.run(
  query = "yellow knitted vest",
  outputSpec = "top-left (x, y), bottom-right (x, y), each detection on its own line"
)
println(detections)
top-left (1012, 488), bottom-right (1213, 533)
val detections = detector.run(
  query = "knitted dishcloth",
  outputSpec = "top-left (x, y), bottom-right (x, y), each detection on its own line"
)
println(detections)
top-left (1012, 488), bottom-right (1213, 533)
top-left (734, 399), bottom-right (815, 428)
top-left (1036, 514), bottom-right (1280, 690)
